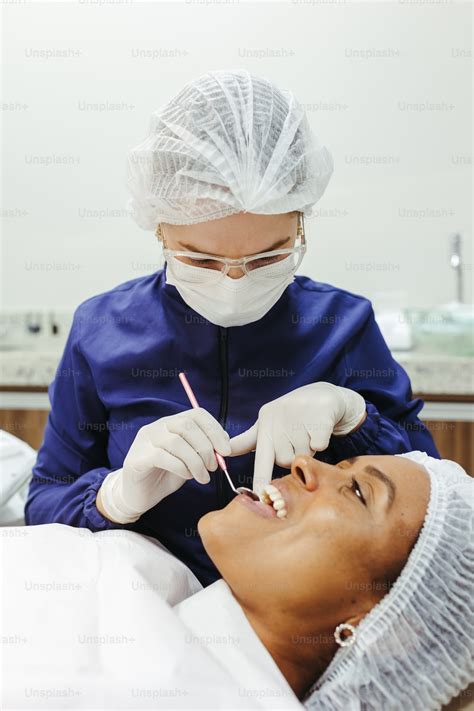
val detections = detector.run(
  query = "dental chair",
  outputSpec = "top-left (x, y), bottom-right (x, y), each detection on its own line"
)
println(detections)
top-left (0, 429), bottom-right (36, 526)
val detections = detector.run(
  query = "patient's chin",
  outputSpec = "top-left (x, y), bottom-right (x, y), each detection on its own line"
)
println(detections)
top-left (197, 510), bottom-right (213, 536)
top-left (198, 496), bottom-right (246, 567)
top-left (198, 509), bottom-right (224, 549)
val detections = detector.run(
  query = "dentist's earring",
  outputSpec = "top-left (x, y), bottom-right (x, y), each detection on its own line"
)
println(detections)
top-left (334, 622), bottom-right (357, 647)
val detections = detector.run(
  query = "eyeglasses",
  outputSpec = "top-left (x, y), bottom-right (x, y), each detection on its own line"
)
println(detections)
top-left (156, 212), bottom-right (306, 284)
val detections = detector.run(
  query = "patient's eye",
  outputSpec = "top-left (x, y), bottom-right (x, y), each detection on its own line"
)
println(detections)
top-left (350, 477), bottom-right (367, 506)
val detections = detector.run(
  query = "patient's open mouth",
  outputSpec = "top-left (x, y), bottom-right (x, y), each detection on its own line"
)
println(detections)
top-left (236, 493), bottom-right (277, 518)
top-left (235, 481), bottom-right (288, 520)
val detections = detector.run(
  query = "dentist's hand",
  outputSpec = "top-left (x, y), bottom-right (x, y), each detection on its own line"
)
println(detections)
top-left (228, 382), bottom-right (367, 494)
top-left (97, 408), bottom-right (231, 524)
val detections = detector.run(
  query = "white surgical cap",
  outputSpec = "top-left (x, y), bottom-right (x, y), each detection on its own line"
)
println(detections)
top-left (305, 451), bottom-right (474, 711)
top-left (126, 69), bottom-right (334, 228)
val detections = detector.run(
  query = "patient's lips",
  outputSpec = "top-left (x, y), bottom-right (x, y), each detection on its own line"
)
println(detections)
top-left (236, 492), bottom-right (277, 518)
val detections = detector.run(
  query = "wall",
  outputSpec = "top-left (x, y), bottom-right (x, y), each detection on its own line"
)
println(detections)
top-left (2, 1), bottom-right (472, 312)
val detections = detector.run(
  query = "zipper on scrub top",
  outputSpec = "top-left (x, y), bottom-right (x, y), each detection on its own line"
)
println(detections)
top-left (217, 326), bottom-right (229, 509)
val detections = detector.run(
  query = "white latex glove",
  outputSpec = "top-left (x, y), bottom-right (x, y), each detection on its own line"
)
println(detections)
top-left (98, 408), bottom-right (231, 524)
top-left (228, 382), bottom-right (367, 494)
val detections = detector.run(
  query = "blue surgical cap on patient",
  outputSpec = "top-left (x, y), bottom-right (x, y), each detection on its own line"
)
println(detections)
top-left (304, 451), bottom-right (474, 711)
top-left (126, 69), bottom-right (334, 228)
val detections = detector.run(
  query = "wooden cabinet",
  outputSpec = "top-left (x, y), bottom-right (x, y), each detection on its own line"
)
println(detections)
top-left (416, 394), bottom-right (473, 475)
top-left (423, 420), bottom-right (473, 473)
top-left (0, 408), bottom-right (49, 450)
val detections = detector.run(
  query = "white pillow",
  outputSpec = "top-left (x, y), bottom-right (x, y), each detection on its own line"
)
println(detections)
top-left (0, 430), bottom-right (37, 515)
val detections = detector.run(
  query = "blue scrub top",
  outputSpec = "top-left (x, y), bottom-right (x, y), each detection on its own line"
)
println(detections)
top-left (25, 265), bottom-right (439, 585)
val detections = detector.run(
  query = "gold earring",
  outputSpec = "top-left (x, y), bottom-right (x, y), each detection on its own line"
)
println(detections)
top-left (334, 622), bottom-right (357, 647)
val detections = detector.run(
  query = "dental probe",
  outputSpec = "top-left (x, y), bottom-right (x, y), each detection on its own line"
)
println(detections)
top-left (178, 372), bottom-right (259, 501)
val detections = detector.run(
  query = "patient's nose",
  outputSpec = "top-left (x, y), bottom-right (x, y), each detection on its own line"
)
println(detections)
top-left (290, 455), bottom-right (338, 492)
top-left (291, 455), bottom-right (319, 491)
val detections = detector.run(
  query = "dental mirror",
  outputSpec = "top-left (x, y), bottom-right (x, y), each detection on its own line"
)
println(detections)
top-left (219, 464), bottom-right (260, 501)
top-left (236, 486), bottom-right (260, 501)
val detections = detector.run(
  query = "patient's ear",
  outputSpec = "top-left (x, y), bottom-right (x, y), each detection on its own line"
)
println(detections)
top-left (345, 611), bottom-right (367, 628)
top-left (342, 607), bottom-right (372, 638)
top-left (345, 580), bottom-right (388, 632)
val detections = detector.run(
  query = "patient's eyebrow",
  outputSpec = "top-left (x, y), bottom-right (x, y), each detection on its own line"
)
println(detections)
top-left (363, 466), bottom-right (396, 510)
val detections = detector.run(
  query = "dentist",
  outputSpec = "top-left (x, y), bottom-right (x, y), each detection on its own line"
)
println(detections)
top-left (26, 70), bottom-right (439, 586)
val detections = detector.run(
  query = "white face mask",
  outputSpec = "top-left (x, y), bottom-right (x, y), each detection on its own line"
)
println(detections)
top-left (164, 256), bottom-right (297, 327)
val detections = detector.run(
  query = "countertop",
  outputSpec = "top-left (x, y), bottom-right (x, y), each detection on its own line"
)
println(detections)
top-left (1, 348), bottom-right (473, 397)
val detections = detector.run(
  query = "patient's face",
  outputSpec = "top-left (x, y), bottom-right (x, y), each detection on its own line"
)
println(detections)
top-left (199, 455), bottom-right (430, 622)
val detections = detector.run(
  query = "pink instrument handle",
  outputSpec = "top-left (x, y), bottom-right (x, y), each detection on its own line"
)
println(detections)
top-left (178, 371), bottom-right (227, 471)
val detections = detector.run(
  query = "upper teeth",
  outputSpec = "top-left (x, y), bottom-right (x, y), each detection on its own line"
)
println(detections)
top-left (260, 483), bottom-right (287, 519)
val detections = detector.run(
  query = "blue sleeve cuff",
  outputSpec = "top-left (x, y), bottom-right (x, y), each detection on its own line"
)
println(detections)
top-left (82, 468), bottom-right (124, 531)
top-left (320, 400), bottom-right (420, 463)
top-left (320, 402), bottom-right (382, 461)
